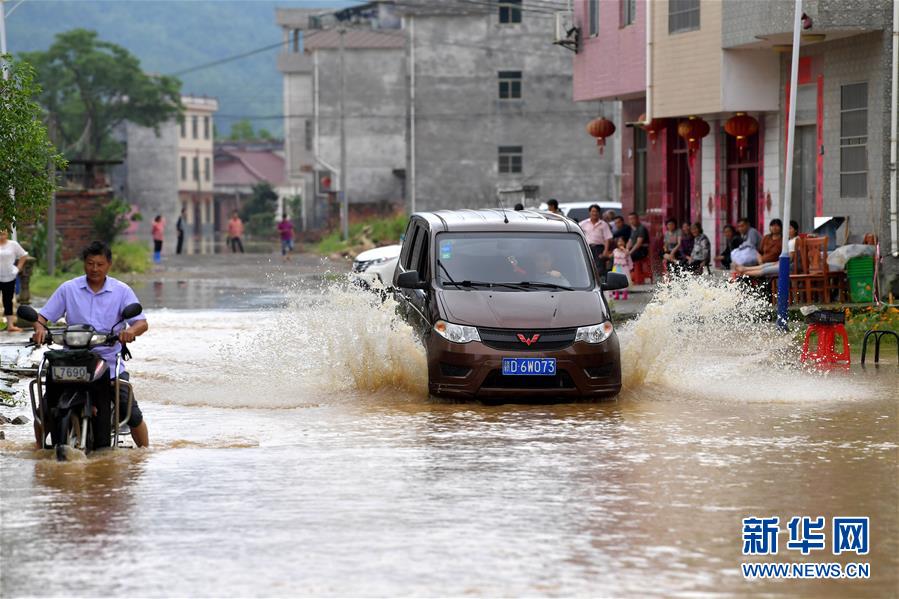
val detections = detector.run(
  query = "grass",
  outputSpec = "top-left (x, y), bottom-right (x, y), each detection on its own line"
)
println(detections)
top-left (316, 214), bottom-right (408, 255)
top-left (26, 241), bottom-right (151, 299)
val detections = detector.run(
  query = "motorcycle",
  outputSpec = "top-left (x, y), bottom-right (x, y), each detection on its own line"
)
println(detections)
top-left (17, 303), bottom-right (143, 461)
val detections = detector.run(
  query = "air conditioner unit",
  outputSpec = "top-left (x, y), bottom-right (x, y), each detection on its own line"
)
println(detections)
top-left (553, 11), bottom-right (579, 52)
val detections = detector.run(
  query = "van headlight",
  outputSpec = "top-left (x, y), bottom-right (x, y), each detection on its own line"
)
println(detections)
top-left (434, 320), bottom-right (481, 344)
top-left (575, 322), bottom-right (614, 344)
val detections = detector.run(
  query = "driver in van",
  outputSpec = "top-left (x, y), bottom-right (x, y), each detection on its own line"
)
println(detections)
top-left (533, 253), bottom-right (571, 287)
top-left (30, 241), bottom-right (150, 449)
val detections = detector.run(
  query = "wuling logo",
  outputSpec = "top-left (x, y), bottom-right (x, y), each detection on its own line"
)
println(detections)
top-left (517, 333), bottom-right (540, 346)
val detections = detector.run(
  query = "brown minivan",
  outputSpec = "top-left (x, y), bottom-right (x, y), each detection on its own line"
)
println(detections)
top-left (393, 209), bottom-right (628, 399)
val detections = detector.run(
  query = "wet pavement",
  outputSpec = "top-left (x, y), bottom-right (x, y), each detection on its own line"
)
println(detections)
top-left (1, 256), bottom-right (897, 597)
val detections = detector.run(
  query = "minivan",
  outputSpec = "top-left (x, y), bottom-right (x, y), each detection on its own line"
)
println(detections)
top-left (393, 209), bottom-right (628, 399)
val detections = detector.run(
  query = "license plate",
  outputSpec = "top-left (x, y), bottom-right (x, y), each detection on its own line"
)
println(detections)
top-left (502, 358), bottom-right (557, 376)
top-left (52, 366), bottom-right (89, 382)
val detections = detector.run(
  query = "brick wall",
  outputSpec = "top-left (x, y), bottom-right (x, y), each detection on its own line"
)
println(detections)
top-left (54, 190), bottom-right (114, 263)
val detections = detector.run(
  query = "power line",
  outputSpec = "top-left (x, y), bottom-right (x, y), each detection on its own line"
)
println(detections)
top-left (170, 39), bottom-right (288, 77)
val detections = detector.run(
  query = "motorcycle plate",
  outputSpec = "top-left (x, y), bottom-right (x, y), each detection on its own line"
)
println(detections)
top-left (52, 366), bottom-right (89, 382)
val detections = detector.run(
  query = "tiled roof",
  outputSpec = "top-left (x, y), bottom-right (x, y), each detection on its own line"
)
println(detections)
top-left (304, 29), bottom-right (405, 50)
top-left (214, 149), bottom-right (285, 187)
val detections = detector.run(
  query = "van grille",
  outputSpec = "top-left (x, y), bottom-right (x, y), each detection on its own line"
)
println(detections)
top-left (477, 327), bottom-right (577, 351)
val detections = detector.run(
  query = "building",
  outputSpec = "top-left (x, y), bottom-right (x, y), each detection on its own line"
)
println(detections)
top-left (570, 0), bottom-right (898, 294)
top-left (276, 0), bottom-right (617, 219)
top-left (178, 95), bottom-right (219, 236)
top-left (214, 140), bottom-right (302, 224)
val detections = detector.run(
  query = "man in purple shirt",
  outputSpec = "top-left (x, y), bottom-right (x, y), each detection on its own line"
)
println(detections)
top-left (31, 241), bottom-right (150, 448)
top-left (277, 213), bottom-right (294, 262)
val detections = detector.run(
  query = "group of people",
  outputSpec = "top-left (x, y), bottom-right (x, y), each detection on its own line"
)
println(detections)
top-left (724, 217), bottom-right (800, 277)
top-left (660, 219), bottom-right (712, 275)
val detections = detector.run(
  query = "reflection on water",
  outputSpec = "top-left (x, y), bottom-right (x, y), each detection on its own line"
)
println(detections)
top-left (1, 278), bottom-right (897, 596)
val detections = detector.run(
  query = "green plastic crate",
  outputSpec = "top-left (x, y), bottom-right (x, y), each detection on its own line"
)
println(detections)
top-left (846, 256), bottom-right (874, 302)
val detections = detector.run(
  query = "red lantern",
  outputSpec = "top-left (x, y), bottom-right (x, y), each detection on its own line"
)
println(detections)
top-left (638, 113), bottom-right (667, 145)
top-left (677, 116), bottom-right (710, 154)
top-left (586, 117), bottom-right (616, 155)
top-left (724, 112), bottom-right (759, 157)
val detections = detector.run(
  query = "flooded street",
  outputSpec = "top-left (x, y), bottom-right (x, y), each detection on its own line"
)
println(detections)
top-left (1, 262), bottom-right (897, 597)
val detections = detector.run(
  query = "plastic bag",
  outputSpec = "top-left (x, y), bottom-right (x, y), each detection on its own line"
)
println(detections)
top-left (731, 244), bottom-right (760, 267)
top-left (826, 244), bottom-right (875, 271)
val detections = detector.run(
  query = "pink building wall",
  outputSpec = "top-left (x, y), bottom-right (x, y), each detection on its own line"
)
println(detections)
top-left (572, 0), bottom-right (646, 102)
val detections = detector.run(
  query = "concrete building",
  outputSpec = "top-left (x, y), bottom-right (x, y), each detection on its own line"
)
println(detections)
top-left (570, 0), bottom-right (898, 294)
top-left (276, 1), bottom-right (617, 219)
top-left (178, 95), bottom-right (219, 236)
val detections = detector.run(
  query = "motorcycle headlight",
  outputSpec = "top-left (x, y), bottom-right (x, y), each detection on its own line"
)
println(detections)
top-left (63, 330), bottom-right (94, 348)
top-left (434, 320), bottom-right (481, 344)
top-left (574, 321), bottom-right (614, 344)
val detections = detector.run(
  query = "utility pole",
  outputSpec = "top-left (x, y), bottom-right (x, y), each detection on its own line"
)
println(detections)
top-left (405, 15), bottom-right (416, 215)
top-left (338, 27), bottom-right (348, 241)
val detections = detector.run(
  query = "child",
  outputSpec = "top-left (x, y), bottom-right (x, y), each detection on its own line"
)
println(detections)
top-left (611, 236), bottom-right (632, 300)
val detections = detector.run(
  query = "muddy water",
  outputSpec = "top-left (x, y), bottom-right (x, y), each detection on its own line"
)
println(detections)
top-left (1, 276), bottom-right (897, 597)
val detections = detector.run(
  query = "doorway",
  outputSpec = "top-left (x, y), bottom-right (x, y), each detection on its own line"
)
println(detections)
top-left (791, 124), bottom-right (816, 234)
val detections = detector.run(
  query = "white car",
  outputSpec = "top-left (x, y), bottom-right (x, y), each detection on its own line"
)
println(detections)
top-left (351, 244), bottom-right (401, 288)
top-left (537, 200), bottom-right (623, 223)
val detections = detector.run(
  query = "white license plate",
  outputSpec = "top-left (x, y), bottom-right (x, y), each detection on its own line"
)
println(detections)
top-left (52, 366), bottom-right (89, 382)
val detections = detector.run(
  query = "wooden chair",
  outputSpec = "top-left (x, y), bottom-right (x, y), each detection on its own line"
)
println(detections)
top-left (790, 236), bottom-right (830, 304)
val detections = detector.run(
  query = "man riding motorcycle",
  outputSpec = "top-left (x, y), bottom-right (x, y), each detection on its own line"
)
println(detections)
top-left (31, 241), bottom-right (150, 448)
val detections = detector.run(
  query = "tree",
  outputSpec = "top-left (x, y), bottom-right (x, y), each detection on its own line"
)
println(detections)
top-left (228, 119), bottom-right (255, 141)
top-left (257, 128), bottom-right (273, 140)
top-left (242, 182), bottom-right (278, 237)
top-left (0, 56), bottom-right (67, 229)
top-left (22, 29), bottom-right (182, 160)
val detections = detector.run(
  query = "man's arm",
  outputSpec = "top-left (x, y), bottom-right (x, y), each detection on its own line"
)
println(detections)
top-left (119, 319), bottom-right (148, 344)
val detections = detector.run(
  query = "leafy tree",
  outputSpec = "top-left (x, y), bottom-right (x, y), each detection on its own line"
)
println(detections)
top-left (241, 182), bottom-right (278, 237)
top-left (22, 29), bottom-right (182, 160)
top-left (0, 55), bottom-right (67, 229)
top-left (93, 198), bottom-right (142, 244)
top-left (257, 128), bottom-right (273, 140)
top-left (228, 119), bottom-right (255, 141)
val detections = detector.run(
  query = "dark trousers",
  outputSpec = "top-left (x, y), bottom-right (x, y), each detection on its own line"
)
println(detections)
top-left (589, 244), bottom-right (608, 276)
top-left (176, 231), bottom-right (184, 254)
top-left (230, 237), bottom-right (245, 253)
top-left (1, 279), bottom-right (15, 316)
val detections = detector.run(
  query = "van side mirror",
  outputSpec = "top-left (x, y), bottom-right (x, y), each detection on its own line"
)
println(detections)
top-left (17, 305), bottom-right (39, 322)
top-left (601, 272), bottom-right (629, 291)
top-left (396, 270), bottom-right (428, 290)
top-left (122, 303), bottom-right (143, 319)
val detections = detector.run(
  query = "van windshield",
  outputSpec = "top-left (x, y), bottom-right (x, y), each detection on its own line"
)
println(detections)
top-left (435, 232), bottom-right (594, 290)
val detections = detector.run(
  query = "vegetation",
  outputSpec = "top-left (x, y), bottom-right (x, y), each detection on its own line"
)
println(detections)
top-left (0, 55), bottom-right (67, 229)
top-left (242, 182), bottom-right (279, 237)
top-left (110, 241), bottom-right (151, 274)
top-left (316, 214), bottom-right (408, 256)
top-left (22, 29), bottom-right (182, 160)
top-left (93, 198), bottom-right (142, 244)
top-left (845, 306), bottom-right (899, 358)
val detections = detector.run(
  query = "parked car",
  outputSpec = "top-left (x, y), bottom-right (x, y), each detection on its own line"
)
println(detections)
top-left (352, 244), bottom-right (401, 288)
top-left (393, 209), bottom-right (628, 400)
top-left (537, 201), bottom-right (623, 223)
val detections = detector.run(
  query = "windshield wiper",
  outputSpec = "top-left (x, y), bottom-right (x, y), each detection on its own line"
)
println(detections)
top-left (442, 280), bottom-right (527, 291)
top-left (437, 260), bottom-right (457, 285)
top-left (516, 281), bottom-right (574, 291)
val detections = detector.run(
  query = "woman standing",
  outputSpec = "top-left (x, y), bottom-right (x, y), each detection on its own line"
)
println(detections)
top-left (0, 230), bottom-right (28, 333)
top-left (152, 215), bottom-right (165, 264)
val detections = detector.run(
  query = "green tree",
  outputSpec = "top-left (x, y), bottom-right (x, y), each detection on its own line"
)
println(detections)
top-left (22, 29), bottom-right (182, 160)
top-left (93, 198), bottom-right (142, 244)
top-left (228, 119), bottom-right (255, 141)
top-left (0, 56), bottom-right (67, 229)
top-left (257, 128), bottom-right (273, 140)
top-left (242, 182), bottom-right (278, 237)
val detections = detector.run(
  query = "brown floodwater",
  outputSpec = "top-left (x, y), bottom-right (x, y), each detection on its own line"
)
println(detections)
top-left (1, 274), bottom-right (897, 597)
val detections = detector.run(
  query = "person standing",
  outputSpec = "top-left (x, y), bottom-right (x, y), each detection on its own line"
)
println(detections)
top-left (578, 204), bottom-right (613, 271)
top-left (227, 211), bottom-right (245, 253)
top-left (610, 236), bottom-right (633, 301)
top-left (277, 213), bottom-right (295, 262)
top-left (0, 230), bottom-right (28, 333)
top-left (175, 208), bottom-right (186, 255)
top-left (151, 215), bottom-right (165, 265)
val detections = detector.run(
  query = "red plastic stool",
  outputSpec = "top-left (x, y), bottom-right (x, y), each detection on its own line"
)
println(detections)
top-left (800, 312), bottom-right (851, 365)
top-left (632, 257), bottom-right (653, 285)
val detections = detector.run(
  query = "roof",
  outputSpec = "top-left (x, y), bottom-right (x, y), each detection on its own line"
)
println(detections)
top-left (303, 29), bottom-right (405, 50)
top-left (214, 149), bottom-right (285, 187)
top-left (415, 209), bottom-right (578, 234)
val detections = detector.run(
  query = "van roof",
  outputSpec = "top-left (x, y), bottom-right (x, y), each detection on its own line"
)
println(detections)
top-left (414, 209), bottom-right (578, 233)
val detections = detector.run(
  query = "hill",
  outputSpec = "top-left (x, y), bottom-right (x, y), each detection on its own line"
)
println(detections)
top-left (6, 0), bottom-right (354, 137)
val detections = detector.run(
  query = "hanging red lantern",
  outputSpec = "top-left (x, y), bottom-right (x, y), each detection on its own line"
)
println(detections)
top-left (586, 117), bottom-right (616, 155)
top-left (638, 113), bottom-right (668, 145)
top-left (724, 112), bottom-right (759, 157)
top-left (677, 116), bottom-right (710, 154)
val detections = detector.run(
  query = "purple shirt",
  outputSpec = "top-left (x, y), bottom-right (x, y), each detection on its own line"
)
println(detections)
top-left (39, 275), bottom-right (146, 378)
top-left (278, 220), bottom-right (294, 241)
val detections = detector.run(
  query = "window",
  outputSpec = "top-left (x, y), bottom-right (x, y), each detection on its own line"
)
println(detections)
top-left (669, 0), bottom-right (700, 33)
top-left (634, 127), bottom-right (647, 214)
top-left (204, 157), bottom-right (210, 182)
top-left (840, 82), bottom-right (868, 198)
top-left (180, 120), bottom-right (186, 138)
top-left (192, 156), bottom-right (199, 181)
top-left (498, 0), bottom-right (521, 24)
top-left (292, 29), bottom-right (301, 53)
top-left (400, 221), bottom-right (420, 270)
top-left (498, 146), bottom-right (523, 174)
top-left (180, 156), bottom-right (187, 181)
top-left (191, 115), bottom-right (198, 139)
top-left (203, 116), bottom-right (210, 140)
top-left (498, 71), bottom-right (522, 99)
top-left (304, 120), bottom-right (313, 151)
top-left (620, 0), bottom-right (636, 27)
top-left (588, 0), bottom-right (599, 36)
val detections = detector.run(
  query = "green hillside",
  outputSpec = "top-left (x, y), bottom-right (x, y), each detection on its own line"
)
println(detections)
top-left (7, 0), bottom-right (354, 137)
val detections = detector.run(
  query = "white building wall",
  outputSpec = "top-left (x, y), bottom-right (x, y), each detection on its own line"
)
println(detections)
top-left (763, 112), bottom-right (781, 224)
top-left (701, 128), bottom-right (717, 253)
